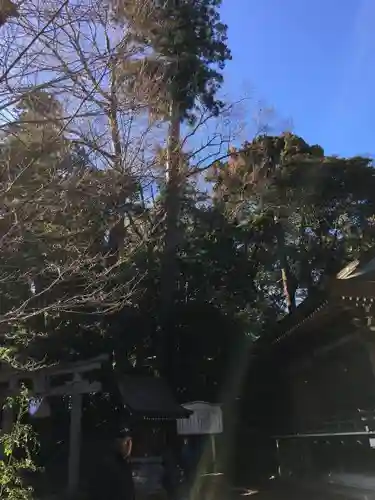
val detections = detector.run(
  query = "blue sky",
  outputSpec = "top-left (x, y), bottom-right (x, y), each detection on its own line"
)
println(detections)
top-left (220, 0), bottom-right (375, 158)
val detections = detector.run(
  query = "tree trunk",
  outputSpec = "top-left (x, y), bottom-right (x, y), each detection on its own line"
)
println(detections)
top-left (160, 99), bottom-right (181, 379)
top-left (275, 219), bottom-right (296, 314)
top-left (106, 62), bottom-right (126, 267)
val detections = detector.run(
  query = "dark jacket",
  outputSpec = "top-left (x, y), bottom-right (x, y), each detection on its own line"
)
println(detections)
top-left (88, 452), bottom-right (134, 500)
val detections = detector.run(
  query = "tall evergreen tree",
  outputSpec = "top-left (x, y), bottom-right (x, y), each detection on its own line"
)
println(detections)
top-left (112, 0), bottom-right (231, 120)
top-left (110, 0), bottom-right (231, 376)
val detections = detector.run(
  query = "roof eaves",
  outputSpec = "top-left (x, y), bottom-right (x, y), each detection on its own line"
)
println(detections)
top-left (272, 299), bottom-right (330, 345)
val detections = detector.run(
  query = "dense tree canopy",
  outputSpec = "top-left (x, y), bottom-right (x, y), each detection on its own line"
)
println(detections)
top-left (2, 120), bottom-right (375, 393)
top-left (209, 133), bottom-right (375, 311)
top-left (2, 3), bottom-right (375, 496)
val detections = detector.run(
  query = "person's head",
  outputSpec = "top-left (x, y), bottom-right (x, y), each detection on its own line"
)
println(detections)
top-left (115, 427), bottom-right (132, 458)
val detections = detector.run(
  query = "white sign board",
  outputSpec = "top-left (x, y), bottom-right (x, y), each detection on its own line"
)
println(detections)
top-left (177, 401), bottom-right (223, 435)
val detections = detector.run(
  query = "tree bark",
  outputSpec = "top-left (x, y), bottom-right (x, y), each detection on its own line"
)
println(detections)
top-left (106, 62), bottom-right (126, 267)
top-left (275, 219), bottom-right (297, 314)
top-left (160, 99), bottom-right (181, 379)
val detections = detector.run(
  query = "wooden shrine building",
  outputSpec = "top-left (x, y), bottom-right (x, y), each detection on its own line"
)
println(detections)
top-left (251, 250), bottom-right (375, 483)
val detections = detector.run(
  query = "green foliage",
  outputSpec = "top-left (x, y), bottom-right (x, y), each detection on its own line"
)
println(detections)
top-left (2, 39), bottom-right (375, 492)
top-left (112, 0), bottom-right (231, 121)
top-left (209, 133), bottom-right (375, 311)
top-left (0, 386), bottom-right (39, 500)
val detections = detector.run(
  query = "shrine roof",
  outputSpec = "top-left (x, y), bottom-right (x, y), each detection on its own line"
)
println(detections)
top-left (259, 247), bottom-right (375, 349)
top-left (118, 375), bottom-right (191, 421)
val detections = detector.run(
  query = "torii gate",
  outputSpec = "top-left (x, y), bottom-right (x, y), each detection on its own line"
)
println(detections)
top-left (0, 354), bottom-right (108, 495)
